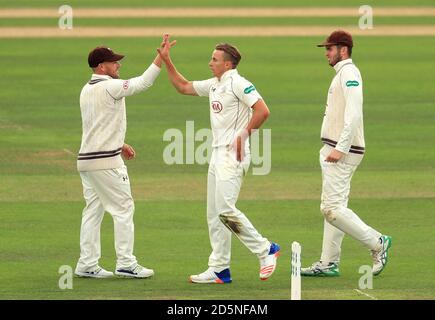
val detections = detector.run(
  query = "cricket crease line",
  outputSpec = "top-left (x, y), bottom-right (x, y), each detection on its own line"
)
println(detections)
top-left (354, 289), bottom-right (378, 300)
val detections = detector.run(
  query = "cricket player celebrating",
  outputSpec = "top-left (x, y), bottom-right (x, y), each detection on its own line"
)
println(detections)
top-left (75, 44), bottom-right (164, 278)
top-left (301, 30), bottom-right (392, 277)
top-left (157, 35), bottom-right (280, 283)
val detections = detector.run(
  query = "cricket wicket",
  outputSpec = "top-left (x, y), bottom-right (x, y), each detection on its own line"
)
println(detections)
top-left (291, 241), bottom-right (301, 300)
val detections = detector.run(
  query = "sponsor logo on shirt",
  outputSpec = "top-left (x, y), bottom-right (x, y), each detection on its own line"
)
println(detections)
top-left (244, 85), bottom-right (256, 94)
top-left (123, 80), bottom-right (129, 90)
top-left (211, 101), bottom-right (223, 113)
top-left (346, 80), bottom-right (359, 87)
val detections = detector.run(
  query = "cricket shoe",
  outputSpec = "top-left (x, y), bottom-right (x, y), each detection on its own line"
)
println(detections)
top-left (371, 235), bottom-right (392, 276)
top-left (189, 268), bottom-right (232, 284)
top-left (259, 242), bottom-right (281, 280)
top-left (115, 264), bottom-right (154, 279)
top-left (74, 266), bottom-right (114, 278)
top-left (301, 261), bottom-right (340, 277)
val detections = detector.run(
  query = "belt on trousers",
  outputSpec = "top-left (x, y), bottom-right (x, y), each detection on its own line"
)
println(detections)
top-left (321, 138), bottom-right (365, 155)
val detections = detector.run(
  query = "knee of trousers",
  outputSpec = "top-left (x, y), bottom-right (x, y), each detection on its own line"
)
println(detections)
top-left (321, 206), bottom-right (340, 223)
top-left (218, 211), bottom-right (242, 234)
top-left (109, 199), bottom-right (135, 218)
top-left (218, 211), bottom-right (236, 222)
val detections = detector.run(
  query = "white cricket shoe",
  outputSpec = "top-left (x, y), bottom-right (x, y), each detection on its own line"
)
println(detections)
top-left (259, 242), bottom-right (281, 280)
top-left (372, 235), bottom-right (392, 276)
top-left (301, 261), bottom-right (340, 277)
top-left (115, 264), bottom-right (154, 279)
top-left (189, 267), bottom-right (232, 284)
top-left (75, 266), bottom-right (114, 278)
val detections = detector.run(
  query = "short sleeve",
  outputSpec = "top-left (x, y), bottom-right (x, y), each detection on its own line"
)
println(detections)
top-left (232, 76), bottom-right (262, 108)
top-left (193, 78), bottom-right (215, 97)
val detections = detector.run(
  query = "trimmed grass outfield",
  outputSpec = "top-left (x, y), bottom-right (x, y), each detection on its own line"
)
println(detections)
top-left (1, 199), bottom-right (434, 300)
top-left (2, 17), bottom-right (435, 27)
top-left (1, 35), bottom-right (435, 298)
top-left (1, 0), bottom-right (435, 8)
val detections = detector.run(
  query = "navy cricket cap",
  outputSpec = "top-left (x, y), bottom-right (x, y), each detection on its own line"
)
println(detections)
top-left (88, 46), bottom-right (125, 68)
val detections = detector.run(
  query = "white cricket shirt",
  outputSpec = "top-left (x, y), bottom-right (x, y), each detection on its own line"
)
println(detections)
top-left (77, 63), bottom-right (161, 171)
top-left (320, 59), bottom-right (365, 165)
top-left (193, 69), bottom-right (262, 149)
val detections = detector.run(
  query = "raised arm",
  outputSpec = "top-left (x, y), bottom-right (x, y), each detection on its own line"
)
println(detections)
top-left (106, 63), bottom-right (161, 100)
top-left (157, 34), bottom-right (198, 96)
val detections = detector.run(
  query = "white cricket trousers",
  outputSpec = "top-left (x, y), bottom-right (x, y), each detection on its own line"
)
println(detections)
top-left (76, 165), bottom-right (137, 271)
top-left (319, 154), bottom-right (381, 264)
top-left (207, 146), bottom-right (270, 271)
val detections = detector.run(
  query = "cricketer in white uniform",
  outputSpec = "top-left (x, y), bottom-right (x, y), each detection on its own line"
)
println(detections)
top-left (157, 35), bottom-right (280, 283)
top-left (75, 46), bottom-right (162, 278)
top-left (301, 30), bottom-right (392, 277)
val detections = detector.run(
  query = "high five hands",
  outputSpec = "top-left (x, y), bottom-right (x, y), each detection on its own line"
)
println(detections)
top-left (157, 34), bottom-right (177, 63)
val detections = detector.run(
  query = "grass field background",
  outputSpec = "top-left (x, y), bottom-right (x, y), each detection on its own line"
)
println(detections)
top-left (1, 2), bottom-right (435, 300)
top-left (3, 17), bottom-right (435, 27)
top-left (2, 0), bottom-right (435, 8)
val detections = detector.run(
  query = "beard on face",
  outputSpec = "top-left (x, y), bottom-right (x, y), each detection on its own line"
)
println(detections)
top-left (329, 51), bottom-right (342, 67)
top-left (109, 68), bottom-right (120, 79)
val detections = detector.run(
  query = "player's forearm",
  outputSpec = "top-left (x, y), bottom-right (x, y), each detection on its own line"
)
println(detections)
top-left (152, 54), bottom-right (163, 68)
top-left (336, 104), bottom-right (361, 153)
top-left (246, 100), bottom-right (270, 135)
top-left (336, 122), bottom-right (358, 154)
top-left (128, 63), bottom-right (161, 94)
top-left (336, 91), bottom-right (362, 153)
top-left (164, 57), bottom-right (191, 94)
top-left (106, 63), bottom-right (161, 99)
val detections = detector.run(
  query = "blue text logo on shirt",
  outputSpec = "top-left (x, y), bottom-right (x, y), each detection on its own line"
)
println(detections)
top-left (244, 85), bottom-right (256, 94)
top-left (346, 80), bottom-right (360, 87)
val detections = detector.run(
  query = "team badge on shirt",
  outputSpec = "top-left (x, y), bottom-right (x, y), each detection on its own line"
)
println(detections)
top-left (211, 101), bottom-right (223, 113)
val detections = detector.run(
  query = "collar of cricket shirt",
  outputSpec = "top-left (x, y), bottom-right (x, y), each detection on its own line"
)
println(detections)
top-left (218, 69), bottom-right (238, 82)
top-left (91, 74), bottom-right (113, 80)
top-left (334, 58), bottom-right (353, 73)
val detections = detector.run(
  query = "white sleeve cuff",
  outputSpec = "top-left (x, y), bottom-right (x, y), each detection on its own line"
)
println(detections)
top-left (335, 145), bottom-right (349, 154)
